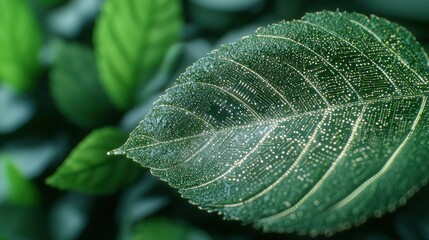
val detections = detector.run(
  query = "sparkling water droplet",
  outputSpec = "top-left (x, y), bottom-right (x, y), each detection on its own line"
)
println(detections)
top-left (108, 148), bottom-right (125, 156)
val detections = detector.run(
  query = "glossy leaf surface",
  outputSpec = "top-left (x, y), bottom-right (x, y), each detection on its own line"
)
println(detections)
top-left (118, 11), bottom-right (429, 235)
top-left (94, 0), bottom-right (182, 110)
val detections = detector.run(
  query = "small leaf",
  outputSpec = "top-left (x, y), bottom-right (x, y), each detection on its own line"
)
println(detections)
top-left (4, 157), bottom-right (40, 207)
top-left (0, 0), bottom-right (41, 91)
top-left (94, 0), bottom-right (183, 110)
top-left (47, 127), bottom-right (141, 194)
top-left (50, 43), bottom-right (115, 129)
top-left (131, 218), bottom-right (212, 240)
top-left (118, 11), bottom-right (429, 235)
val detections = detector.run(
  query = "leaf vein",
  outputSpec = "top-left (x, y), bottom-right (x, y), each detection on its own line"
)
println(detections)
top-left (151, 136), bottom-right (216, 171)
top-left (348, 18), bottom-right (427, 85)
top-left (219, 110), bottom-right (329, 208)
top-left (298, 20), bottom-right (401, 94)
top-left (326, 95), bottom-right (427, 211)
top-left (171, 81), bottom-right (263, 120)
top-left (221, 57), bottom-right (299, 114)
top-left (257, 104), bottom-right (367, 223)
top-left (255, 34), bottom-right (363, 101)
top-left (124, 95), bottom-right (424, 153)
top-left (157, 104), bottom-right (215, 130)
top-left (282, 60), bottom-right (331, 107)
top-left (181, 125), bottom-right (278, 190)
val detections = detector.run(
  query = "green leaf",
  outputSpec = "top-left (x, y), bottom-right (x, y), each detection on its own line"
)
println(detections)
top-left (4, 157), bottom-right (40, 207)
top-left (50, 43), bottom-right (115, 129)
top-left (47, 127), bottom-right (141, 195)
top-left (0, 0), bottom-right (41, 91)
top-left (116, 11), bottom-right (429, 235)
top-left (131, 218), bottom-right (212, 240)
top-left (0, 202), bottom-right (46, 240)
top-left (94, 0), bottom-right (183, 110)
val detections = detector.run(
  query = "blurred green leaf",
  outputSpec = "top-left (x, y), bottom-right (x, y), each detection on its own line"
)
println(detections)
top-left (131, 218), bottom-right (212, 240)
top-left (50, 193), bottom-right (93, 240)
top-left (0, 202), bottom-right (46, 240)
top-left (136, 43), bottom-right (183, 104)
top-left (117, 174), bottom-right (166, 240)
top-left (46, 127), bottom-right (141, 194)
top-left (94, 0), bottom-right (183, 110)
top-left (50, 43), bottom-right (115, 129)
top-left (0, 0), bottom-right (41, 91)
top-left (4, 157), bottom-right (40, 207)
top-left (0, 134), bottom-right (68, 178)
top-left (0, 85), bottom-right (35, 134)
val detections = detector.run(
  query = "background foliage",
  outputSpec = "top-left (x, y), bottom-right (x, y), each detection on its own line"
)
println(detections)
top-left (0, 0), bottom-right (428, 239)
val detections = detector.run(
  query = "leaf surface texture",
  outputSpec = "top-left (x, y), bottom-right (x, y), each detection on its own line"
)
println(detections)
top-left (119, 11), bottom-right (429, 235)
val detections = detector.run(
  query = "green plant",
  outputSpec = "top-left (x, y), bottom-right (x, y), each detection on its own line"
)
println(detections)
top-left (1, 0), bottom-right (429, 239)
top-left (115, 11), bottom-right (429, 236)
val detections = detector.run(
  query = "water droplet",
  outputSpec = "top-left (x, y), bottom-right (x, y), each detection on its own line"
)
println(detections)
top-left (108, 148), bottom-right (125, 156)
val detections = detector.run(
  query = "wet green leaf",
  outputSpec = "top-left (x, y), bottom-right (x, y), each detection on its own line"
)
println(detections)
top-left (117, 11), bottom-right (429, 235)
top-left (50, 43), bottom-right (115, 129)
top-left (47, 127), bottom-right (141, 194)
top-left (94, 0), bottom-right (182, 110)
top-left (0, 0), bottom-right (41, 91)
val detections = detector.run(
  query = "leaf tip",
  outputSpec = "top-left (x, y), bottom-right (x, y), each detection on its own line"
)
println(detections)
top-left (107, 147), bottom-right (125, 156)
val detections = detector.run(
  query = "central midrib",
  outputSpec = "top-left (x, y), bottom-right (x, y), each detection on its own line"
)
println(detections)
top-left (124, 93), bottom-right (427, 152)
